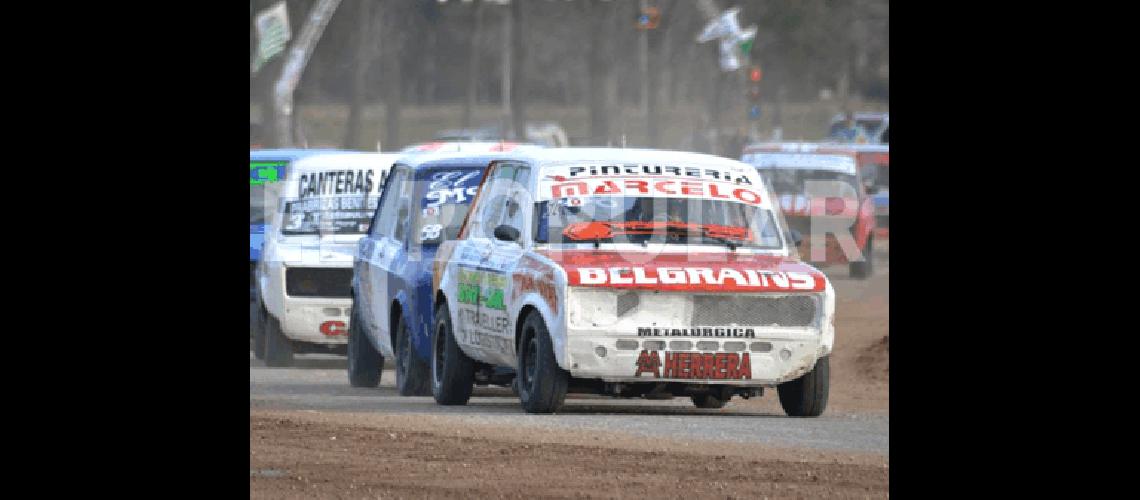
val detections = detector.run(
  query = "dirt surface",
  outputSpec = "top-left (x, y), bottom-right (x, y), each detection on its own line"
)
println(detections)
top-left (251, 411), bottom-right (888, 499)
top-left (250, 255), bottom-right (888, 498)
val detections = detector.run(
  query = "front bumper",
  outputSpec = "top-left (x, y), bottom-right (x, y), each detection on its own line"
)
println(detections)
top-left (564, 329), bottom-right (824, 386)
top-left (277, 296), bottom-right (352, 345)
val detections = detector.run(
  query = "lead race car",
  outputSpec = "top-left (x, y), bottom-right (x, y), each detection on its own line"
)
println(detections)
top-left (431, 148), bottom-right (836, 416)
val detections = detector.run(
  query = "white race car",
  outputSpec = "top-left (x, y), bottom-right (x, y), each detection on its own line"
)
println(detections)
top-left (253, 151), bottom-right (401, 366)
top-left (431, 148), bottom-right (836, 416)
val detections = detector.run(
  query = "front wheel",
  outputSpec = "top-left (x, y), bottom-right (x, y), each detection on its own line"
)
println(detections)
top-left (347, 306), bottom-right (383, 387)
top-left (517, 311), bottom-right (569, 414)
top-left (777, 356), bottom-right (829, 417)
top-left (395, 314), bottom-right (431, 396)
top-left (690, 394), bottom-right (728, 409)
top-left (263, 315), bottom-right (295, 367)
top-left (431, 301), bottom-right (475, 405)
top-left (849, 235), bottom-right (873, 279)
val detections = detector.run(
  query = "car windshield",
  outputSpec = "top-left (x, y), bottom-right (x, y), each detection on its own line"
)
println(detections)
top-left (754, 168), bottom-right (859, 198)
top-left (414, 167), bottom-right (484, 244)
top-left (281, 194), bottom-right (379, 235)
top-left (534, 196), bottom-right (784, 249)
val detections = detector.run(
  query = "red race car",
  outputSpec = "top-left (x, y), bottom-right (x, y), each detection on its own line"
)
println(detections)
top-left (742, 143), bottom-right (878, 278)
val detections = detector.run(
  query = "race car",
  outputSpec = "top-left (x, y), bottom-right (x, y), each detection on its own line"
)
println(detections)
top-left (430, 148), bottom-right (836, 417)
top-left (741, 142), bottom-right (877, 279)
top-left (816, 143), bottom-right (888, 240)
top-left (348, 152), bottom-right (524, 394)
top-left (253, 151), bottom-right (401, 366)
top-left (250, 149), bottom-right (351, 298)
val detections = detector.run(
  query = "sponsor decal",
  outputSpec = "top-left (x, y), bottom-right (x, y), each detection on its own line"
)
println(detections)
top-left (297, 169), bottom-right (381, 198)
top-left (250, 161), bottom-right (287, 185)
top-left (637, 327), bottom-right (755, 338)
top-left (634, 350), bottom-right (752, 380)
top-left (558, 164), bottom-right (753, 185)
top-left (457, 268), bottom-right (507, 310)
top-left (511, 255), bottom-right (559, 315)
top-left (548, 178), bottom-right (764, 206)
top-left (320, 320), bottom-right (347, 336)
top-left (575, 267), bottom-right (816, 290)
top-left (424, 169), bottom-right (483, 207)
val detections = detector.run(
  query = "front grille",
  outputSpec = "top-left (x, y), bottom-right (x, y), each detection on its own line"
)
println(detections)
top-left (691, 294), bottom-right (817, 327)
top-left (286, 267), bottom-right (353, 298)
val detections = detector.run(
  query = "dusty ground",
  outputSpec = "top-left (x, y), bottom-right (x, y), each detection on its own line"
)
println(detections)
top-left (250, 248), bottom-right (888, 498)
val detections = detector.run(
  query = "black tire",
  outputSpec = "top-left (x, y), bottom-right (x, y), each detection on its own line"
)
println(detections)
top-left (253, 303), bottom-right (267, 360)
top-left (431, 301), bottom-right (475, 405)
top-left (690, 394), bottom-right (728, 409)
top-left (347, 306), bottom-right (383, 388)
top-left (263, 315), bottom-right (295, 367)
top-left (777, 355), bottom-right (830, 417)
top-left (395, 314), bottom-right (431, 396)
top-left (849, 235), bottom-right (873, 279)
top-left (517, 311), bottom-right (569, 414)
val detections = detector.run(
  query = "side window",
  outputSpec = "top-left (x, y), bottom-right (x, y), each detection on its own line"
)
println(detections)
top-left (498, 167), bottom-right (530, 233)
top-left (371, 167), bottom-right (409, 239)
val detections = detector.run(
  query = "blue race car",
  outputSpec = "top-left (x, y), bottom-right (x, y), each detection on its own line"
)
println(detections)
top-left (349, 152), bottom-right (519, 395)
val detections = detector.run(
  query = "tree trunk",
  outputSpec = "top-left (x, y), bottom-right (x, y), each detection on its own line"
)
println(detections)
top-left (343, 0), bottom-right (372, 149)
top-left (509, 0), bottom-right (526, 140)
top-left (462, 0), bottom-right (484, 129)
top-left (271, 0), bottom-right (341, 148)
top-left (383, 1), bottom-right (402, 150)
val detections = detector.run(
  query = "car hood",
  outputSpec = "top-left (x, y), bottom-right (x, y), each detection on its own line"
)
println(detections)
top-left (534, 250), bottom-right (826, 293)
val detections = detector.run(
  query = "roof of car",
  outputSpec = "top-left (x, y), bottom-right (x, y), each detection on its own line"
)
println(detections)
top-left (249, 148), bottom-right (355, 161)
top-left (288, 151), bottom-right (403, 173)
top-left (508, 147), bottom-right (757, 171)
top-left (400, 141), bottom-right (544, 154)
top-left (744, 142), bottom-right (888, 154)
top-left (396, 151), bottom-right (533, 171)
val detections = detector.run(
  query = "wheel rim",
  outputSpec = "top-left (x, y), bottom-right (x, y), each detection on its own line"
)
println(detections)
top-left (433, 322), bottom-right (446, 386)
top-left (522, 329), bottom-right (538, 394)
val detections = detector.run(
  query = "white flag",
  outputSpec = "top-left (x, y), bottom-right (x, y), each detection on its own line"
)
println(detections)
top-left (253, 1), bottom-right (291, 72)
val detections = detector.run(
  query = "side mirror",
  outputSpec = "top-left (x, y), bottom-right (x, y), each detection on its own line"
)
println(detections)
top-left (788, 229), bottom-right (803, 248)
top-left (494, 225), bottom-right (520, 243)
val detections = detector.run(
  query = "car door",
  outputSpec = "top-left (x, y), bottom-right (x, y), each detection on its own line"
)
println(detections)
top-left (451, 162), bottom-right (531, 366)
top-left (359, 166), bottom-right (411, 356)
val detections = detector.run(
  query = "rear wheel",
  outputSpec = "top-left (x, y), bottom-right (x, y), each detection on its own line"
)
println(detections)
top-left (252, 303), bottom-right (267, 360)
top-left (347, 306), bottom-right (383, 387)
top-left (849, 235), bottom-right (874, 279)
top-left (777, 356), bottom-right (829, 417)
top-left (263, 315), bottom-right (295, 367)
top-left (517, 311), bottom-right (569, 414)
top-left (395, 314), bottom-right (431, 396)
top-left (431, 301), bottom-right (475, 405)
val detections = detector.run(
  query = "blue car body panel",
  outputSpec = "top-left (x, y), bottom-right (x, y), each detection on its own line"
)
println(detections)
top-left (356, 155), bottom-right (492, 363)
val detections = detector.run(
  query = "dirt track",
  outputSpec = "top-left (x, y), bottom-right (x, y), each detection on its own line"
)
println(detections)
top-left (251, 251), bottom-right (888, 498)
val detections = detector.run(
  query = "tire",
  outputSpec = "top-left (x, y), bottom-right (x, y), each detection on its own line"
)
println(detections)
top-left (395, 314), bottom-right (431, 396)
top-left (516, 311), bottom-right (569, 414)
top-left (690, 394), bottom-right (728, 409)
top-left (849, 235), bottom-right (873, 279)
top-left (431, 301), bottom-right (475, 405)
top-left (777, 355), bottom-right (829, 417)
top-left (253, 303), bottom-right (267, 360)
top-left (347, 306), bottom-right (383, 388)
top-left (263, 315), bottom-right (295, 367)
